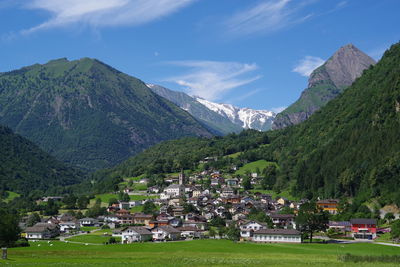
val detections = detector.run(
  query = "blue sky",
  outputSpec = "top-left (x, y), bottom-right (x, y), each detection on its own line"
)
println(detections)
top-left (0, 0), bottom-right (399, 111)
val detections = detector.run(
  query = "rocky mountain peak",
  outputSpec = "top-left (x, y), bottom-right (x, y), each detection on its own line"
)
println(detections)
top-left (309, 44), bottom-right (376, 89)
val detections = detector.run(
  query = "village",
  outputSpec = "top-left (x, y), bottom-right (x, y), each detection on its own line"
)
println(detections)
top-left (20, 157), bottom-right (383, 245)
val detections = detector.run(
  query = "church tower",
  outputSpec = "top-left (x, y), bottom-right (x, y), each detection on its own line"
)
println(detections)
top-left (179, 169), bottom-right (185, 185)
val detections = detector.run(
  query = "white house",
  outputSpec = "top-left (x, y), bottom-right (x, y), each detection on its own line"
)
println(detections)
top-left (253, 229), bottom-right (301, 243)
top-left (152, 226), bottom-right (181, 241)
top-left (79, 218), bottom-right (98, 227)
top-left (59, 221), bottom-right (80, 233)
top-left (239, 220), bottom-right (268, 239)
top-left (164, 184), bottom-right (184, 197)
top-left (177, 226), bottom-right (204, 239)
top-left (25, 223), bottom-right (60, 239)
top-left (121, 226), bottom-right (153, 243)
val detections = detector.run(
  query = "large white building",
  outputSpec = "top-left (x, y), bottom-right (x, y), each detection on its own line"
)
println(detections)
top-left (162, 184), bottom-right (185, 199)
top-left (253, 229), bottom-right (301, 243)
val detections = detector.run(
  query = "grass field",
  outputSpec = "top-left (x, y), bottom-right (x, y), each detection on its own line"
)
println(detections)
top-left (235, 160), bottom-right (276, 175)
top-left (2, 191), bottom-right (20, 203)
top-left (3, 239), bottom-right (400, 266)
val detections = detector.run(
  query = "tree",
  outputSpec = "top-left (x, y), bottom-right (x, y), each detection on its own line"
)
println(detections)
top-left (0, 208), bottom-right (21, 247)
top-left (390, 220), bottom-right (400, 240)
top-left (248, 208), bottom-right (273, 228)
top-left (242, 177), bottom-right (252, 191)
top-left (63, 194), bottom-right (77, 209)
top-left (226, 224), bottom-right (240, 241)
top-left (44, 199), bottom-right (59, 216)
top-left (208, 228), bottom-right (216, 239)
top-left (27, 213), bottom-right (41, 227)
top-left (119, 192), bottom-right (130, 202)
top-left (108, 198), bottom-right (119, 206)
top-left (296, 202), bottom-right (329, 243)
top-left (77, 196), bottom-right (89, 209)
top-left (384, 212), bottom-right (395, 223)
top-left (142, 201), bottom-right (157, 215)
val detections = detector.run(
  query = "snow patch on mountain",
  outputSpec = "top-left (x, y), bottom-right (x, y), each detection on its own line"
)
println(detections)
top-left (196, 98), bottom-right (275, 131)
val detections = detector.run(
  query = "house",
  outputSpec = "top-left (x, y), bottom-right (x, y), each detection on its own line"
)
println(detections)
top-left (133, 213), bottom-right (153, 226)
top-left (253, 229), bottom-right (301, 243)
top-left (270, 214), bottom-right (296, 229)
top-left (226, 178), bottom-right (239, 187)
top-left (59, 221), bottom-right (80, 233)
top-left (152, 226), bottom-right (181, 241)
top-left (192, 189), bottom-right (202, 198)
top-left (276, 197), bottom-right (289, 206)
top-left (25, 223), bottom-right (60, 239)
top-left (41, 196), bottom-right (63, 202)
top-left (79, 218), bottom-right (99, 227)
top-left (328, 221), bottom-right (351, 233)
top-left (350, 219), bottom-right (377, 240)
top-left (121, 226), bottom-right (153, 243)
top-left (117, 214), bottom-right (134, 224)
top-left (177, 226), bottom-right (204, 239)
top-left (118, 202), bottom-right (130, 210)
top-left (168, 198), bottom-right (184, 207)
top-left (221, 186), bottom-right (234, 197)
top-left (317, 199), bottom-right (339, 214)
top-left (239, 220), bottom-right (268, 240)
top-left (164, 184), bottom-right (185, 197)
top-left (149, 220), bottom-right (169, 228)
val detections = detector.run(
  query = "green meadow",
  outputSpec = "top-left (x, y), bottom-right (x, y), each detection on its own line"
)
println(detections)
top-left (2, 239), bottom-right (400, 267)
top-left (235, 160), bottom-right (276, 175)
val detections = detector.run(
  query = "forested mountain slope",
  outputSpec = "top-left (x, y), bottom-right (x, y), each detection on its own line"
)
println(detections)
top-left (0, 58), bottom-right (213, 171)
top-left (0, 125), bottom-right (83, 195)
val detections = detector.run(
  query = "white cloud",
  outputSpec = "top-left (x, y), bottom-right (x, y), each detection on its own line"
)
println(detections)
top-left (271, 106), bottom-right (287, 113)
top-left (292, 56), bottom-right (324, 77)
top-left (165, 60), bottom-right (261, 101)
top-left (22, 0), bottom-right (195, 34)
top-left (224, 0), bottom-right (314, 37)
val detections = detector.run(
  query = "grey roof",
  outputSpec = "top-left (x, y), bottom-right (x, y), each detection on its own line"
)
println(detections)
top-left (25, 223), bottom-right (58, 233)
top-left (254, 229), bottom-right (300, 235)
top-left (350, 218), bottom-right (377, 225)
top-left (166, 184), bottom-right (183, 189)
top-left (329, 221), bottom-right (351, 227)
top-left (270, 214), bottom-right (295, 219)
top-left (157, 225), bottom-right (181, 234)
top-left (125, 226), bottom-right (152, 235)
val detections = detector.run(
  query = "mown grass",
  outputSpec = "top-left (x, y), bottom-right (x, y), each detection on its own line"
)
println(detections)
top-left (66, 234), bottom-right (120, 244)
top-left (235, 160), bottom-right (276, 175)
top-left (4, 239), bottom-right (400, 267)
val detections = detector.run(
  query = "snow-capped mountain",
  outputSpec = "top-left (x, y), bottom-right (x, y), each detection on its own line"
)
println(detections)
top-left (196, 98), bottom-right (276, 131)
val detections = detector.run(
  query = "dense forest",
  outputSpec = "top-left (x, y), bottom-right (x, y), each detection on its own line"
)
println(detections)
top-left (0, 125), bottom-right (83, 197)
top-left (93, 42), bottom-right (400, 207)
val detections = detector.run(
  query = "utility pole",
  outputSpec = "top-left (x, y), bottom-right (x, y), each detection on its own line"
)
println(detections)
top-left (1, 247), bottom-right (7, 260)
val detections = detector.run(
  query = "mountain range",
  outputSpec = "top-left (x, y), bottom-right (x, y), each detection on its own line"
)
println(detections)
top-left (273, 44), bottom-right (376, 129)
top-left (146, 84), bottom-right (242, 135)
top-left (98, 41), bottom-right (400, 205)
top-left (0, 58), bottom-right (213, 171)
top-left (148, 84), bottom-right (276, 132)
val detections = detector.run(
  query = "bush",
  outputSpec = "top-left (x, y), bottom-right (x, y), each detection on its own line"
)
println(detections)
top-left (101, 225), bottom-right (110, 229)
top-left (14, 238), bottom-right (30, 247)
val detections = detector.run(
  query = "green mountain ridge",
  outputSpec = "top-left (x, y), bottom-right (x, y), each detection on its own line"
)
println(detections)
top-left (0, 58), bottom-right (213, 171)
top-left (0, 124), bottom-right (83, 195)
